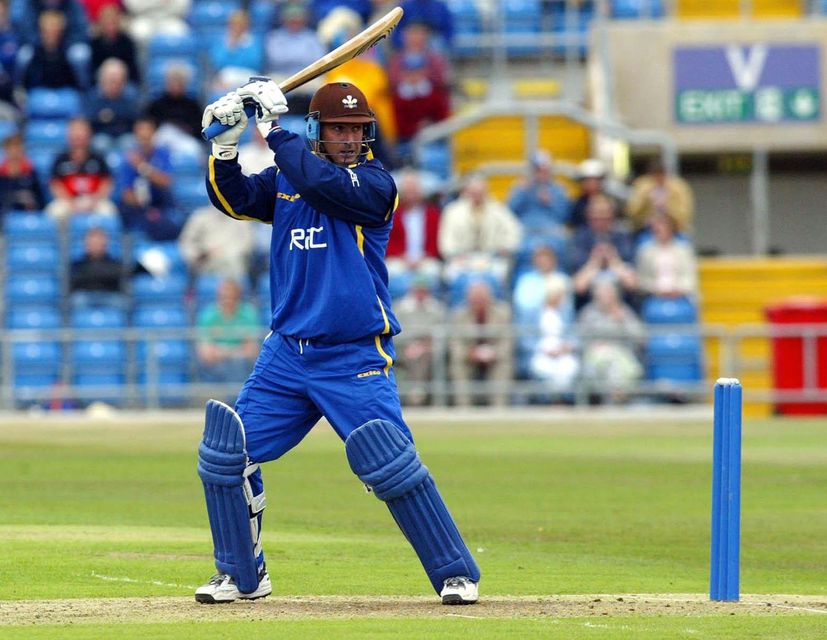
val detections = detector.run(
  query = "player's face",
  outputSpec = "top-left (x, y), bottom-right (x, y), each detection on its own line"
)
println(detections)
top-left (320, 123), bottom-right (364, 166)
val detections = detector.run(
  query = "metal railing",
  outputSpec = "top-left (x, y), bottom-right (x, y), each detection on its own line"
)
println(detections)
top-left (1, 321), bottom-right (825, 411)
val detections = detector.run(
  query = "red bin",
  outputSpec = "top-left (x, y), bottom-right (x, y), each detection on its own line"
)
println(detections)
top-left (765, 298), bottom-right (827, 415)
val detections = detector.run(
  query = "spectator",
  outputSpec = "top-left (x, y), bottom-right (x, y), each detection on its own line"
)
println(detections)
top-left (11, 0), bottom-right (89, 47)
top-left (576, 277), bottom-right (645, 404)
top-left (507, 150), bottom-right (571, 240)
top-left (69, 226), bottom-right (126, 310)
top-left (529, 274), bottom-right (579, 398)
top-left (449, 279), bottom-right (513, 407)
top-left (196, 278), bottom-right (260, 386)
top-left (312, 0), bottom-right (371, 23)
top-left (393, 274), bottom-right (447, 406)
top-left (626, 157), bottom-right (694, 236)
top-left (208, 9), bottom-right (263, 94)
top-left (635, 211), bottom-right (698, 300)
top-left (178, 204), bottom-right (255, 283)
top-left (89, 4), bottom-right (140, 86)
top-left (569, 194), bottom-right (636, 310)
top-left (512, 243), bottom-right (573, 376)
top-left (319, 7), bottom-right (397, 165)
top-left (77, 0), bottom-right (120, 23)
top-left (121, 0), bottom-right (190, 44)
top-left (86, 57), bottom-right (139, 153)
top-left (386, 169), bottom-right (441, 282)
top-left (0, 133), bottom-right (45, 214)
top-left (16, 10), bottom-right (89, 90)
top-left (569, 158), bottom-right (607, 230)
top-left (46, 116), bottom-right (116, 220)
top-left (438, 174), bottom-right (522, 286)
top-left (393, 0), bottom-right (453, 50)
top-left (389, 23), bottom-right (450, 158)
top-left (117, 115), bottom-right (184, 240)
top-left (263, 3), bottom-right (325, 114)
top-left (0, 0), bottom-right (19, 108)
top-left (143, 62), bottom-right (204, 143)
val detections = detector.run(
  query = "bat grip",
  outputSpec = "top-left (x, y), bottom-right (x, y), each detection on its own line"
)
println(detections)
top-left (201, 102), bottom-right (258, 141)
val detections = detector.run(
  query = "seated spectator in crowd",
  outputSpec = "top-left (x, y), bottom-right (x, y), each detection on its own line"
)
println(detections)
top-left (196, 278), bottom-right (260, 386)
top-left (626, 157), bottom-right (694, 237)
top-left (179, 204), bottom-right (255, 283)
top-left (508, 150), bottom-right (571, 240)
top-left (12, 0), bottom-right (89, 48)
top-left (319, 7), bottom-right (397, 166)
top-left (393, 0), bottom-right (454, 51)
top-left (569, 158), bottom-right (607, 230)
top-left (512, 243), bottom-right (573, 376)
top-left (0, 133), bottom-right (45, 214)
top-left (77, 0), bottom-right (120, 22)
top-left (122, 0), bottom-right (191, 44)
top-left (389, 23), bottom-right (450, 159)
top-left (576, 277), bottom-right (645, 404)
top-left (449, 279), bottom-right (513, 407)
top-left (46, 116), bottom-right (117, 220)
top-left (16, 10), bottom-right (89, 90)
top-left (569, 194), bottom-right (636, 310)
top-left (86, 57), bottom-right (139, 153)
top-left (143, 62), bottom-right (204, 144)
top-left (393, 274), bottom-right (447, 406)
top-left (264, 3), bottom-right (325, 114)
top-left (89, 4), bottom-right (141, 86)
top-left (386, 169), bottom-right (441, 283)
top-left (208, 9), bottom-right (263, 93)
top-left (0, 0), bottom-right (19, 109)
top-left (69, 226), bottom-right (127, 310)
top-left (529, 274), bottom-right (580, 398)
top-left (635, 211), bottom-right (698, 300)
top-left (117, 116), bottom-right (184, 240)
top-left (438, 174), bottom-right (522, 286)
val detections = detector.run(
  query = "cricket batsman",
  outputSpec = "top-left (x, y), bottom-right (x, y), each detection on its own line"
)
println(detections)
top-left (194, 79), bottom-right (480, 605)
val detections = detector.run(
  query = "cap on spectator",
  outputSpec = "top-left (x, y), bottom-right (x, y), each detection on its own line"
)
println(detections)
top-left (282, 3), bottom-right (308, 21)
top-left (530, 149), bottom-right (553, 170)
top-left (577, 158), bottom-right (606, 180)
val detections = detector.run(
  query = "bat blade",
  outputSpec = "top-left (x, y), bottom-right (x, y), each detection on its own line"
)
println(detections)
top-left (202, 7), bottom-right (403, 141)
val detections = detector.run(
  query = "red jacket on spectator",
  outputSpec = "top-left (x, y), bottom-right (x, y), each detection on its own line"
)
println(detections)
top-left (386, 202), bottom-right (442, 260)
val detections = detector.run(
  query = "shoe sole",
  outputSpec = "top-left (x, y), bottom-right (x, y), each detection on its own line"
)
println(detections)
top-left (195, 592), bottom-right (271, 604)
top-left (441, 594), bottom-right (478, 605)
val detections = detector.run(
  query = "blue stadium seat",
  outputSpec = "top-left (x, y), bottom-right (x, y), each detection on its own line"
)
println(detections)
top-left (132, 273), bottom-right (189, 305)
top-left (23, 120), bottom-right (69, 150)
top-left (249, 0), bottom-right (278, 34)
top-left (133, 240), bottom-right (187, 273)
top-left (0, 118), bottom-right (17, 142)
top-left (4, 211), bottom-right (58, 241)
top-left (189, 0), bottom-right (241, 30)
top-left (503, 0), bottom-right (542, 57)
top-left (447, 0), bottom-right (483, 57)
top-left (172, 180), bottom-right (210, 211)
top-left (132, 305), bottom-right (189, 328)
top-left (147, 32), bottom-right (198, 58)
top-left (641, 296), bottom-right (698, 324)
top-left (5, 243), bottom-right (60, 275)
top-left (70, 307), bottom-right (127, 329)
top-left (25, 88), bottom-right (83, 119)
top-left (417, 142), bottom-right (452, 180)
top-left (67, 214), bottom-right (123, 260)
top-left (645, 333), bottom-right (704, 382)
top-left (6, 307), bottom-right (61, 329)
top-left (13, 341), bottom-right (61, 394)
top-left (611, 0), bottom-right (665, 19)
top-left (5, 275), bottom-right (60, 305)
top-left (136, 339), bottom-right (191, 370)
top-left (169, 149), bottom-right (204, 174)
top-left (70, 340), bottom-right (126, 370)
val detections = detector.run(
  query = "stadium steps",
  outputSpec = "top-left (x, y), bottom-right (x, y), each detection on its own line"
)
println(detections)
top-left (699, 256), bottom-right (827, 417)
top-left (676, 0), bottom-right (803, 18)
top-left (451, 115), bottom-right (590, 200)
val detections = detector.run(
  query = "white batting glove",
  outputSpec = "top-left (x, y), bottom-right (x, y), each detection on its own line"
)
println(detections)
top-left (201, 91), bottom-right (248, 159)
top-left (237, 78), bottom-right (288, 137)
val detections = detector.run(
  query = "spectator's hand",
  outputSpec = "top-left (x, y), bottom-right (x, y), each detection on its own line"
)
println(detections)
top-left (202, 91), bottom-right (248, 158)
top-left (470, 343), bottom-right (497, 364)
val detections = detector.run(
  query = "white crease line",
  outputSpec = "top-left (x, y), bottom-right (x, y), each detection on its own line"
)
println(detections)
top-left (771, 604), bottom-right (827, 615)
top-left (445, 613), bottom-right (483, 619)
top-left (90, 572), bottom-right (196, 590)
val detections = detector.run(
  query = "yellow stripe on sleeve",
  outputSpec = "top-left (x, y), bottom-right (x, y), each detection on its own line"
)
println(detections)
top-left (355, 225), bottom-right (365, 255)
top-left (376, 296), bottom-right (390, 335)
top-left (207, 156), bottom-right (265, 223)
top-left (374, 336), bottom-right (393, 376)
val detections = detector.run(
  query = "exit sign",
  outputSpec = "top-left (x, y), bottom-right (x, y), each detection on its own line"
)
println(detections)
top-left (674, 45), bottom-right (821, 124)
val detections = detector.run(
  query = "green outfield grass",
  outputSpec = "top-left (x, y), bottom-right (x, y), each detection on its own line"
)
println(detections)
top-left (1, 413), bottom-right (825, 638)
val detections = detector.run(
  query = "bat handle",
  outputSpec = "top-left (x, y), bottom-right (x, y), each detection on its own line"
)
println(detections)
top-left (201, 102), bottom-right (258, 141)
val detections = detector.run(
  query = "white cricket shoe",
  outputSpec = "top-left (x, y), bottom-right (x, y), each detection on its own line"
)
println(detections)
top-left (440, 576), bottom-right (479, 605)
top-left (195, 570), bottom-right (272, 604)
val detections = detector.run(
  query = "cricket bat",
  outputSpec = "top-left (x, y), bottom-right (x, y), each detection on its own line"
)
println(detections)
top-left (202, 7), bottom-right (404, 140)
